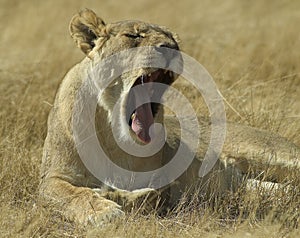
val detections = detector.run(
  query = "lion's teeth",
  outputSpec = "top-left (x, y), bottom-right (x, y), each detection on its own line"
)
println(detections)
top-left (169, 71), bottom-right (173, 77)
top-left (164, 70), bottom-right (168, 74)
top-left (131, 113), bottom-right (136, 120)
top-left (148, 73), bottom-right (151, 77)
top-left (141, 75), bottom-right (144, 85)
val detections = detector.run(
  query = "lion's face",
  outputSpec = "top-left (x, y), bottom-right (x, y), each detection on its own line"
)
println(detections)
top-left (70, 9), bottom-right (181, 144)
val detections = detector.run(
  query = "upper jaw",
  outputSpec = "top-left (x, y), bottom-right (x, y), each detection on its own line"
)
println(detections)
top-left (136, 70), bottom-right (174, 84)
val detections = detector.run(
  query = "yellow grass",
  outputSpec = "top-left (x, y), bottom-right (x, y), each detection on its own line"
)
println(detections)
top-left (0, 0), bottom-right (299, 237)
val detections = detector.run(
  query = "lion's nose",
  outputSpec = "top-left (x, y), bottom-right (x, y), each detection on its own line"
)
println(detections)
top-left (154, 43), bottom-right (179, 60)
top-left (155, 42), bottom-right (179, 52)
top-left (154, 42), bottom-right (181, 70)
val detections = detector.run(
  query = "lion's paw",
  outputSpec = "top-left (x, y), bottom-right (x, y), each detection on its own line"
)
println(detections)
top-left (72, 196), bottom-right (125, 227)
top-left (124, 188), bottom-right (161, 212)
top-left (86, 205), bottom-right (125, 227)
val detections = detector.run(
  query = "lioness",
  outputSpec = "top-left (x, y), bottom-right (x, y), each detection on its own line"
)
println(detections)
top-left (39, 9), bottom-right (300, 226)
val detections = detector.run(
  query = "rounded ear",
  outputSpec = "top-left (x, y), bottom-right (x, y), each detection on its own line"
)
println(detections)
top-left (69, 8), bottom-right (106, 55)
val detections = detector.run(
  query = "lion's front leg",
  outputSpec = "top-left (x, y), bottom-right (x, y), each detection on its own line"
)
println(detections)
top-left (97, 187), bottom-right (163, 213)
top-left (39, 178), bottom-right (125, 227)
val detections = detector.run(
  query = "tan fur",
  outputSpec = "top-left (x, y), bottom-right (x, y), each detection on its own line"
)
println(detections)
top-left (39, 9), bottom-right (300, 227)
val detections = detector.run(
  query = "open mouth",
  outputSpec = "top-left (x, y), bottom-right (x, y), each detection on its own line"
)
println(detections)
top-left (126, 69), bottom-right (175, 144)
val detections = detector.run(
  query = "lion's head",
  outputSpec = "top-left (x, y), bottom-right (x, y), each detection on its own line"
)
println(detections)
top-left (69, 9), bottom-right (181, 144)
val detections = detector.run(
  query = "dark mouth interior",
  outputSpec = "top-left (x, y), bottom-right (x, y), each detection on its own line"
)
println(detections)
top-left (126, 69), bottom-right (174, 143)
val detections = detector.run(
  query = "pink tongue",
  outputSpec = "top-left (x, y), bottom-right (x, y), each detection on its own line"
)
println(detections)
top-left (131, 103), bottom-right (154, 143)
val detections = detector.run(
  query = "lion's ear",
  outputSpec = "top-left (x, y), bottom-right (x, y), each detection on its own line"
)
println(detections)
top-left (69, 9), bottom-right (106, 55)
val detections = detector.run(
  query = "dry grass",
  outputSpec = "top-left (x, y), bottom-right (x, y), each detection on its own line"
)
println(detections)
top-left (0, 0), bottom-right (299, 237)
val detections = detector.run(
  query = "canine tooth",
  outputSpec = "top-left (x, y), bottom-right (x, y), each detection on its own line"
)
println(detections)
top-left (169, 71), bottom-right (173, 77)
top-left (131, 113), bottom-right (136, 120)
top-left (141, 75), bottom-right (144, 85)
top-left (164, 70), bottom-right (168, 74)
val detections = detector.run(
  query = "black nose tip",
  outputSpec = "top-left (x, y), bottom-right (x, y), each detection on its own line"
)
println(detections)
top-left (157, 43), bottom-right (169, 48)
top-left (155, 43), bottom-right (179, 52)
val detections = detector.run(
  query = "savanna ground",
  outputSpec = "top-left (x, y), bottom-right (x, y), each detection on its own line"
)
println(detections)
top-left (0, 0), bottom-right (299, 237)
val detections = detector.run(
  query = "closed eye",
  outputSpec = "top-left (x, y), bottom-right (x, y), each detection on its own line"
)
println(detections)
top-left (124, 33), bottom-right (143, 39)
